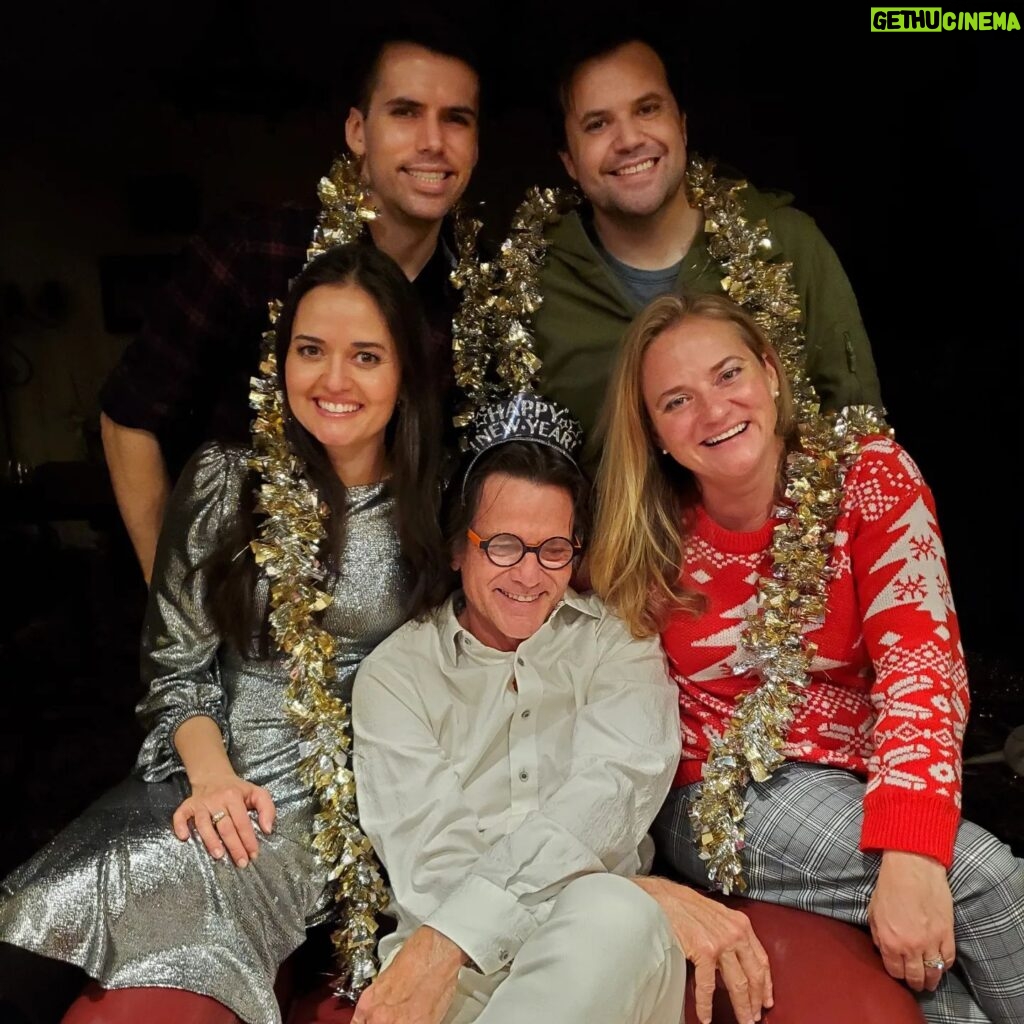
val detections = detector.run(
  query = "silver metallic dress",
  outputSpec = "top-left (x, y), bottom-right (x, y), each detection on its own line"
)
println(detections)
top-left (0, 444), bottom-right (410, 1024)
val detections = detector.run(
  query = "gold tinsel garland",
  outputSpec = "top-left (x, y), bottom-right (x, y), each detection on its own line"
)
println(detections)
top-left (450, 186), bottom-right (576, 429)
top-left (689, 405), bottom-right (891, 893)
top-left (680, 157), bottom-right (889, 891)
top-left (248, 154), bottom-right (387, 998)
top-left (450, 156), bottom-right (827, 428)
top-left (477, 160), bottom-right (890, 892)
top-left (686, 155), bottom-right (820, 423)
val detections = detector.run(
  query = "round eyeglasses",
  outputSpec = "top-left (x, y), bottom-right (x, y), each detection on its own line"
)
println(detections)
top-left (466, 529), bottom-right (580, 570)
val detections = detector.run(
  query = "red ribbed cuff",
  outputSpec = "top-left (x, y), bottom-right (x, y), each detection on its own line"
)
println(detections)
top-left (860, 791), bottom-right (961, 868)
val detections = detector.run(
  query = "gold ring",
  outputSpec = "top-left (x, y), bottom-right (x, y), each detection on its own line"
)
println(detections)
top-left (211, 810), bottom-right (227, 825)
top-left (923, 956), bottom-right (945, 971)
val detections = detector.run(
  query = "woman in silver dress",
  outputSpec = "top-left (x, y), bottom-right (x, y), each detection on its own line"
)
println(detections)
top-left (0, 244), bottom-right (451, 1024)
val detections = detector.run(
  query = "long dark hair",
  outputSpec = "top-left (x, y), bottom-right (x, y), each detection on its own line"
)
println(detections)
top-left (208, 243), bottom-right (450, 651)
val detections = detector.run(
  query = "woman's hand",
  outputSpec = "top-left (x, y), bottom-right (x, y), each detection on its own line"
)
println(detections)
top-left (169, 714), bottom-right (275, 867)
top-left (868, 849), bottom-right (955, 992)
top-left (172, 771), bottom-right (276, 867)
top-left (634, 876), bottom-right (773, 1024)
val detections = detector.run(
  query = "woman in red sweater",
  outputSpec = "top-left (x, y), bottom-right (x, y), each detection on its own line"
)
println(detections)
top-left (589, 292), bottom-right (1023, 1024)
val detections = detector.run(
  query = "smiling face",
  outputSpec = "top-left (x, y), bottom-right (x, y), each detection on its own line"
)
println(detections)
top-left (283, 281), bottom-right (401, 485)
top-left (345, 42), bottom-right (479, 229)
top-left (560, 41), bottom-right (688, 222)
top-left (453, 473), bottom-right (575, 652)
top-left (642, 315), bottom-right (781, 497)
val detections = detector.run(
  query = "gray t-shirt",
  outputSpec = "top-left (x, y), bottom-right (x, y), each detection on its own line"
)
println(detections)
top-left (596, 242), bottom-right (682, 307)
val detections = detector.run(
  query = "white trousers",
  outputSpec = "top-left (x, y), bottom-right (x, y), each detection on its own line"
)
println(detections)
top-left (441, 873), bottom-right (685, 1024)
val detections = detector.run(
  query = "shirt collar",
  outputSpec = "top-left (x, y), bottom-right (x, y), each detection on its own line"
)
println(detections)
top-left (438, 587), bottom-right (600, 665)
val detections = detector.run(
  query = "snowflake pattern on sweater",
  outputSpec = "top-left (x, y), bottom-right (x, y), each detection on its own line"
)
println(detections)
top-left (662, 437), bottom-right (968, 866)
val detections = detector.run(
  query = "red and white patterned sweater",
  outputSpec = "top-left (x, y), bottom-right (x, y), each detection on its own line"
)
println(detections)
top-left (662, 437), bottom-right (968, 867)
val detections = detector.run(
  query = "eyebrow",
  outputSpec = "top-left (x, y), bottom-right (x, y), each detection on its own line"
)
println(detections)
top-left (655, 355), bottom-right (741, 404)
top-left (575, 90), bottom-right (665, 124)
top-left (383, 96), bottom-right (478, 120)
top-left (290, 336), bottom-right (387, 350)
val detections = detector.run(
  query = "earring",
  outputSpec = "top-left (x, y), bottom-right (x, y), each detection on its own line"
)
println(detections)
top-left (662, 448), bottom-right (668, 455)
top-left (772, 389), bottom-right (780, 399)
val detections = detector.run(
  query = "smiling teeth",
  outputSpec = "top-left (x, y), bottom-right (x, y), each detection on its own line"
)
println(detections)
top-left (408, 170), bottom-right (447, 181)
top-left (703, 422), bottom-right (748, 446)
top-left (615, 159), bottom-right (655, 176)
top-left (498, 589), bottom-right (541, 603)
top-left (318, 400), bottom-right (360, 413)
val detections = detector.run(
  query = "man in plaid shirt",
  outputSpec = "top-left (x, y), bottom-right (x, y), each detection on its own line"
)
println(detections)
top-left (100, 25), bottom-right (479, 583)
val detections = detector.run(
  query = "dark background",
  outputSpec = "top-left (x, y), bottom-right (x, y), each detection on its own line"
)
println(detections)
top-left (1, 3), bottom-right (1021, 877)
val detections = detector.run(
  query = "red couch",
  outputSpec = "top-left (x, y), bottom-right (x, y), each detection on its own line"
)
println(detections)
top-left (285, 895), bottom-right (925, 1024)
top-left (55, 895), bottom-right (924, 1023)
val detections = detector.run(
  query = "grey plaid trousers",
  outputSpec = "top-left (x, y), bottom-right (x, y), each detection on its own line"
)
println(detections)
top-left (653, 763), bottom-right (1024, 1024)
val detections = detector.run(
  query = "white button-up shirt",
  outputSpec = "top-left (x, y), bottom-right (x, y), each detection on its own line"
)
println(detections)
top-left (352, 589), bottom-right (680, 975)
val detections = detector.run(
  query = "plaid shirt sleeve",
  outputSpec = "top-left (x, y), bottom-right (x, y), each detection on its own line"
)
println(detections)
top-left (99, 205), bottom-right (314, 441)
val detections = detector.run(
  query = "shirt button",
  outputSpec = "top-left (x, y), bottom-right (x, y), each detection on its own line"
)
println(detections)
top-left (521, 709), bottom-right (531, 719)
top-left (519, 770), bottom-right (529, 782)
top-left (498, 948), bottom-right (510, 962)
top-left (516, 656), bottom-right (524, 666)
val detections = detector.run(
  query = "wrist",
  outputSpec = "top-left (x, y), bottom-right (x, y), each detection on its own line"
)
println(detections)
top-left (423, 926), bottom-right (469, 972)
top-left (881, 849), bottom-right (945, 870)
top-left (173, 715), bottom-right (233, 784)
top-left (632, 874), bottom-right (661, 897)
top-left (187, 765), bottom-right (237, 787)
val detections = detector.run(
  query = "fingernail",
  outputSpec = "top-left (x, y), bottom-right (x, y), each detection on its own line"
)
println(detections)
top-left (214, 847), bottom-right (224, 859)
top-left (238, 857), bottom-right (249, 868)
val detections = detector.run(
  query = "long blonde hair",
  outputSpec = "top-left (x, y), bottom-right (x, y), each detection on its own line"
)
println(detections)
top-left (589, 292), bottom-right (796, 638)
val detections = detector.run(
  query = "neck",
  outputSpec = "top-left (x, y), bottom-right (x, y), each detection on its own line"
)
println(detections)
top-left (368, 213), bottom-right (442, 281)
top-left (456, 602), bottom-right (520, 653)
top-left (592, 186), bottom-right (702, 270)
top-left (328, 443), bottom-right (389, 488)
top-left (699, 438), bottom-right (785, 532)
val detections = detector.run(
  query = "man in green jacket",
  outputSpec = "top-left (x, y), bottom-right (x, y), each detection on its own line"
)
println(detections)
top-left (533, 34), bottom-right (882, 449)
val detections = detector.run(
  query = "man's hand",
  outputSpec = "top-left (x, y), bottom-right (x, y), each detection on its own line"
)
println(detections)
top-left (634, 876), bottom-right (772, 1024)
top-left (868, 850), bottom-right (955, 992)
top-left (352, 925), bottom-right (466, 1024)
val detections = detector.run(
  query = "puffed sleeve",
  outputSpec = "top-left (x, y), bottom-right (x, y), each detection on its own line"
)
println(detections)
top-left (134, 442), bottom-right (250, 780)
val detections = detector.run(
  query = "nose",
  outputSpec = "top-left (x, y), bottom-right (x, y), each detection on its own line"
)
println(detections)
top-left (320, 354), bottom-right (352, 392)
top-left (416, 112), bottom-right (444, 154)
top-left (698, 390), bottom-right (730, 424)
top-left (614, 115), bottom-right (644, 151)
top-left (509, 550), bottom-right (546, 586)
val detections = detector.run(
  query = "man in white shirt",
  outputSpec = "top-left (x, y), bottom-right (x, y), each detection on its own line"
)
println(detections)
top-left (351, 394), bottom-right (772, 1024)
